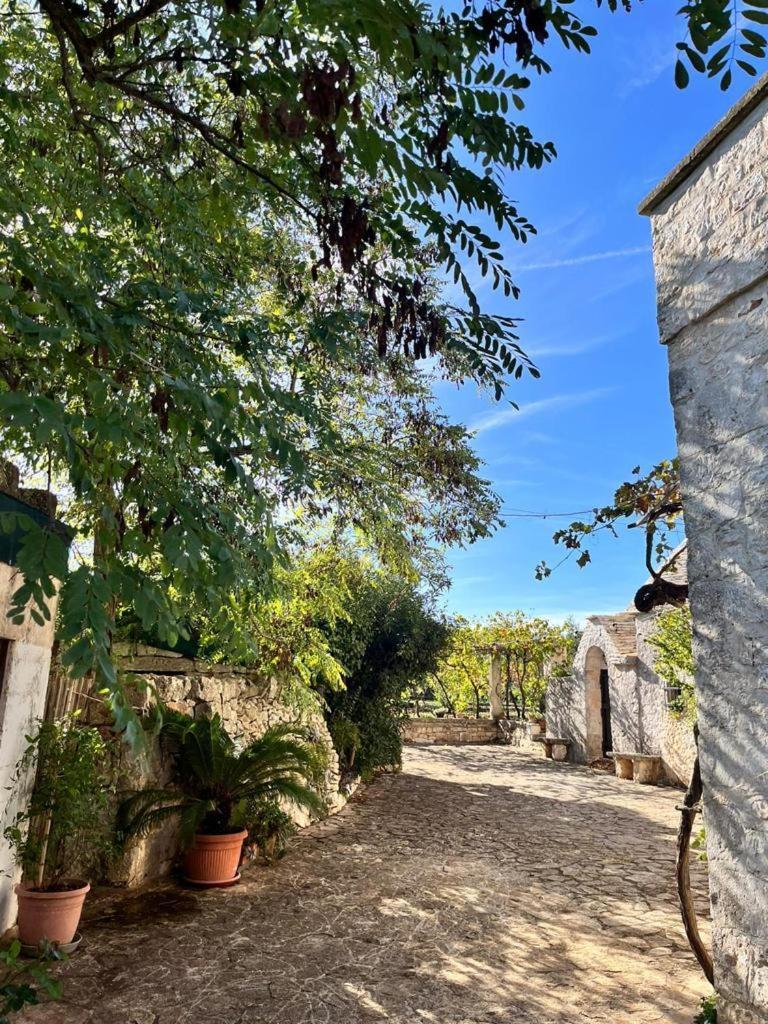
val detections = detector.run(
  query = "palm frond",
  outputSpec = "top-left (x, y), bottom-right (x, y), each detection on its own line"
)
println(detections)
top-left (124, 714), bottom-right (325, 841)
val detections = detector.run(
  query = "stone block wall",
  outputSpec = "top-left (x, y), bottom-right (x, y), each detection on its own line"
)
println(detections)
top-left (401, 717), bottom-right (541, 751)
top-left (546, 615), bottom-right (696, 785)
top-left (401, 718), bottom-right (500, 745)
top-left (92, 649), bottom-right (343, 887)
top-left (642, 77), bottom-right (768, 1023)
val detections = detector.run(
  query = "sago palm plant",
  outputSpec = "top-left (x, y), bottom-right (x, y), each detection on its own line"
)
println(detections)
top-left (118, 710), bottom-right (324, 845)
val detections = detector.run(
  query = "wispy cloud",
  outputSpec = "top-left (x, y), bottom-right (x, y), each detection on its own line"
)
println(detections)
top-left (528, 328), bottom-right (630, 359)
top-left (490, 453), bottom-right (541, 467)
top-left (451, 575), bottom-right (494, 588)
top-left (616, 25), bottom-right (678, 97)
top-left (514, 247), bottom-right (649, 273)
top-left (469, 387), bottom-right (616, 436)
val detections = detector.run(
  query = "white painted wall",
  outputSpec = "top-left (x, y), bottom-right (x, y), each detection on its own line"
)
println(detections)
top-left (0, 641), bottom-right (55, 932)
top-left (0, 560), bottom-right (58, 934)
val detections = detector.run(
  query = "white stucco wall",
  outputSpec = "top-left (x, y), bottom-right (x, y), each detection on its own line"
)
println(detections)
top-left (643, 78), bottom-right (768, 1023)
top-left (0, 562), bottom-right (58, 934)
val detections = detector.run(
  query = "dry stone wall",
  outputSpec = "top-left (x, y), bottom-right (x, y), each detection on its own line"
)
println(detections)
top-left (100, 648), bottom-right (343, 887)
top-left (642, 78), bottom-right (768, 1023)
top-left (401, 716), bottom-right (541, 751)
top-left (401, 718), bottom-right (500, 745)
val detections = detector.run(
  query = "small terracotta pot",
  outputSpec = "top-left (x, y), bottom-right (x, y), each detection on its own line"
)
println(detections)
top-left (16, 881), bottom-right (90, 947)
top-left (183, 830), bottom-right (247, 886)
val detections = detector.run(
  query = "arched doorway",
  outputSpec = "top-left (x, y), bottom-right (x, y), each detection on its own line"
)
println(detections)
top-left (585, 647), bottom-right (612, 760)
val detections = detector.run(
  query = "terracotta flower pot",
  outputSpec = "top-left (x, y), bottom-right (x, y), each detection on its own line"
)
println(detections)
top-left (16, 881), bottom-right (90, 947)
top-left (183, 830), bottom-right (247, 887)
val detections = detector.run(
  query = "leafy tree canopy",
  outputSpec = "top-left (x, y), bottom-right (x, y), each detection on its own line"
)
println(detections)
top-left (536, 459), bottom-right (687, 612)
top-left (0, 2), bottom-right (757, 744)
top-left (425, 612), bottom-right (577, 720)
top-left (647, 605), bottom-right (696, 722)
top-left (319, 556), bottom-right (449, 778)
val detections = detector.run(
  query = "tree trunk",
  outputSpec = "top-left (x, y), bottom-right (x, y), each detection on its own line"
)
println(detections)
top-left (677, 727), bottom-right (714, 985)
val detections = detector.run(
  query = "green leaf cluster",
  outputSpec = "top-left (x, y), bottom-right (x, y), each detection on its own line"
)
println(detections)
top-left (647, 606), bottom-right (696, 722)
top-left (0, 943), bottom-right (62, 1024)
top-left (118, 712), bottom-right (324, 845)
top-left (320, 558), bottom-right (450, 778)
top-left (674, 1), bottom-right (768, 90)
top-left (3, 715), bottom-right (116, 890)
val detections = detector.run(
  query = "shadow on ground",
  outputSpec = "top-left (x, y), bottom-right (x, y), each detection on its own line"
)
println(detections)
top-left (23, 745), bottom-right (711, 1024)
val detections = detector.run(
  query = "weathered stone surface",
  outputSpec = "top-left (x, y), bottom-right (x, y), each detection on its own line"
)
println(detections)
top-left (546, 614), bottom-right (696, 784)
top-left (643, 83), bottom-right (768, 1023)
top-left (103, 664), bottom-right (343, 886)
top-left (401, 717), bottom-right (500, 744)
top-left (22, 746), bottom-right (710, 1024)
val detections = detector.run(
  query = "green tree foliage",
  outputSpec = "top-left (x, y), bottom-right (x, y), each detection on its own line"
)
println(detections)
top-left (3, 716), bottom-right (116, 890)
top-left (320, 559), bottom-right (449, 779)
top-left (1, 3), bottom-right (755, 740)
top-left (536, 459), bottom-right (688, 612)
top-left (485, 611), bottom-right (566, 719)
top-left (430, 612), bottom-right (576, 720)
top-left (647, 606), bottom-right (696, 722)
top-left (537, 460), bottom-right (683, 579)
top-left (673, 0), bottom-right (768, 89)
top-left (432, 616), bottom-right (489, 719)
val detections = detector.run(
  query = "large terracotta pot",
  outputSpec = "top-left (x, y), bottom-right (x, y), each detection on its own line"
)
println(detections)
top-left (183, 830), bottom-right (247, 887)
top-left (16, 881), bottom-right (90, 946)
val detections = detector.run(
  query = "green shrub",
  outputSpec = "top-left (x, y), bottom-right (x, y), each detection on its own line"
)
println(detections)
top-left (118, 711), bottom-right (323, 845)
top-left (242, 799), bottom-right (296, 864)
top-left (3, 716), bottom-right (115, 890)
top-left (319, 561), bottom-right (449, 777)
top-left (329, 714), bottom-right (361, 772)
top-left (694, 994), bottom-right (717, 1023)
top-left (0, 941), bottom-right (61, 1022)
top-left (648, 607), bottom-right (696, 722)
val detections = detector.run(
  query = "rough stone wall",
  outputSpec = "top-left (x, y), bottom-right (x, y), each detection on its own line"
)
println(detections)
top-left (401, 718), bottom-right (500, 745)
top-left (546, 616), bottom-right (696, 784)
top-left (546, 672), bottom-right (587, 759)
top-left (101, 651), bottom-right (342, 887)
top-left (400, 717), bottom-right (540, 750)
top-left (644, 86), bottom-right (768, 1023)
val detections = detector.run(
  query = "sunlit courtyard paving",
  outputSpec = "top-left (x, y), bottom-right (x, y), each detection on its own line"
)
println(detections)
top-left (25, 745), bottom-right (710, 1024)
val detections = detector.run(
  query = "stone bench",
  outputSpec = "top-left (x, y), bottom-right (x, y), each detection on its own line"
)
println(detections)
top-left (608, 752), bottom-right (663, 785)
top-left (534, 736), bottom-right (571, 762)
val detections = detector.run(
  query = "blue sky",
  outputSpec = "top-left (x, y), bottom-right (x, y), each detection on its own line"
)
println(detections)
top-left (438, 3), bottom-right (741, 624)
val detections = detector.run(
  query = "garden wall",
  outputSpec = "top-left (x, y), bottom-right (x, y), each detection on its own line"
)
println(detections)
top-left (401, 717), bottom-right (540, 751)
top-left (95, 647), bottom-right (344, 887)
top-left (401, 717), bottom-right (500, 745)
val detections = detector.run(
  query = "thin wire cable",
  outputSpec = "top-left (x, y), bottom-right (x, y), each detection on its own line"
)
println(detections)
top-left (499, 507), bottom-right (595, 520)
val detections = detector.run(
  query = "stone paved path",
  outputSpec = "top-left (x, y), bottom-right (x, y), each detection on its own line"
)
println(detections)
top-left (25, 745), bottom-right (711, 1024)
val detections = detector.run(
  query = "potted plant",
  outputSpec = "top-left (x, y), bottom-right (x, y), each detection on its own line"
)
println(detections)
top-left (4, 716), bottom-right (115, 949)
top-left (119, 710), bottom-right (323, 887)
